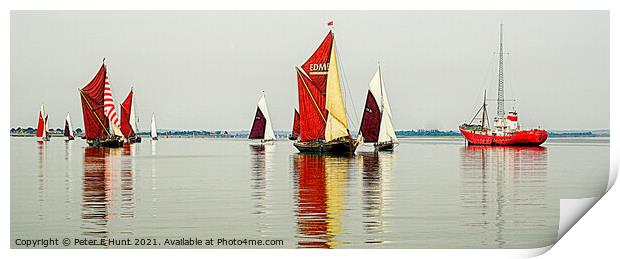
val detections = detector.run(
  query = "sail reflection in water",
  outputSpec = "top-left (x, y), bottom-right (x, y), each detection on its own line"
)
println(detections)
top-left (249, 144), bottom-right (274, 234)
top-left (12, 137), bottom-right (609, 248)
top-left (293, 154), bottom-right (355, 248)
top-left (359, 152), bottom-right (394, 245)
top-left (37, 141), bottom-right (46, 220)
top-left (81, 146), bottom-right (135, 239)
top-left (460, 145), bottom-right (555, 248)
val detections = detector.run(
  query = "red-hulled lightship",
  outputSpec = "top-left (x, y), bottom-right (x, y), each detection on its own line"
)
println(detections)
top-left (459, 25), bottom-right (547, 146)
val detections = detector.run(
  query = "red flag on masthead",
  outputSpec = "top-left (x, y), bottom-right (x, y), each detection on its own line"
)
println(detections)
top-left (327, 21), bottom-right (333, 27)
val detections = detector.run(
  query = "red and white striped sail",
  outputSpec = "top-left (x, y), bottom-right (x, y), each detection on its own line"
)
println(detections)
top-left (103, 75), bottom-right (123, 138)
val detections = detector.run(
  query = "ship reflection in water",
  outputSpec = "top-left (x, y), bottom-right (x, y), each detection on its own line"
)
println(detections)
top-left (293, 154), bottom-right (348, 248)
top-left (13, 138), bottom-right (608, 248)
top-left (37, 141), bottom-right (46, 221)
top-left (460, 145), bottom-right (552, 248)
top-left (249, 144), bottom-right (274, 235)
top-left (292, 152), bottom-right (394, 248)
top-left (81, 145), bottom-right (135, 239)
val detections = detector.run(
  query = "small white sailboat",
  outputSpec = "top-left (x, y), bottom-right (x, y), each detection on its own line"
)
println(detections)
top-left (150, 113), bottom-right (158, 141)
top-left (64, 113), bottom-right (75, 141)
top-left (249, 93), bottom-right (276, 144)
top-left (360, 65), bottom-right (399, 151)
top-left (36, 104), bottom-right (50, 141)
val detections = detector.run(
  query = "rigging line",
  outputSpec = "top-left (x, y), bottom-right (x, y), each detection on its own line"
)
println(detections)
top-left (333, 38), bottom-right (360, 128)
top-left (471, 53), bottom-right (496, 119)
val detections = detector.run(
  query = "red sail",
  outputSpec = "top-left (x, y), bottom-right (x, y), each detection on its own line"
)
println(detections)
top-left (297, 68), bottom-right (327, 142)
top-left (80, 63), bottom-right (109, 140)
top-left (292, 109), bottom-right (301, 136)
top-left (36, 112), bottom-right (45, 137)
top-left (360, 90), bottom-right (382, 142)
top-left (120, 90), bottom-right (136, 137)
top-left (249, 107), bottom-right (266, 139)
top-left (64, 120), bottom-right (71, 137)
top-left (301, 31), bottom-right (333, 93)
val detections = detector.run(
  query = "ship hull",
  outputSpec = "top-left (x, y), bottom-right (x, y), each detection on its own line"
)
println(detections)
top-left (127, 136), bottom-right (142, 143)
top-left (294, 138), bottom-right (358, 155)
top-left (460, 127), bottom-right (548, 146)
top-left (87, 138), bottom-right (124, 148)
top-left (374, 142), bottom-right (395, 151)
top-left (249, 139), bottom-right (275, 146)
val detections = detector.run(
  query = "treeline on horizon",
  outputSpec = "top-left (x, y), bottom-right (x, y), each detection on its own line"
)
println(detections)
top-left (10, 127), bottom-right (609, 138)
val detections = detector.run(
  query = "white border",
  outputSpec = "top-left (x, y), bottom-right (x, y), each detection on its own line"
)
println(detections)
top-left (3, 1), bottom-right (617, 258)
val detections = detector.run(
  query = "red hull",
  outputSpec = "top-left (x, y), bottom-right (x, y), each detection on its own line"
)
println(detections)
top-left (459, 127), bottom-right (547, 146)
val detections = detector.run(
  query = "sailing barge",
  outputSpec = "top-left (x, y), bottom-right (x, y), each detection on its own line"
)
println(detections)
top-left (64, 113), bottom-right (75, 141)
top-left (459, 25), bottom-right (547, 146)
top-left (292, 29), bottom-right (359, 155)
top-left (360, 65), bottom-right (399, 151)
top-left (36, 104), bottom-right (50, 141)
top-left (79, 60), bottom-right (125, 148)
top-left (248, 93), bottom-right (276, 144)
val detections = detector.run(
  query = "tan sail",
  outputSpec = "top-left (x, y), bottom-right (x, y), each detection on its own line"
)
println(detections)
top-left (324, 41), bottom-right (349, 142)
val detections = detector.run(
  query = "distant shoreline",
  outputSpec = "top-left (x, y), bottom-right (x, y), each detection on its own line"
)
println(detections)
top-left (10, 128), bottom-right (610, 138)
top-left (10, 133), bottom-right (610, 139)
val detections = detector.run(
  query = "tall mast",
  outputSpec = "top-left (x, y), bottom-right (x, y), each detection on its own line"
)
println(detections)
top-left (496, 24), bottom-right (505, 118)
top-left (482, 90), bottom-right (487, 129)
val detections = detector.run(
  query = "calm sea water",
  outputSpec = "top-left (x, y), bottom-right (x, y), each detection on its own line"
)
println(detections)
top-left (10, 137), bottom-right (609, 248)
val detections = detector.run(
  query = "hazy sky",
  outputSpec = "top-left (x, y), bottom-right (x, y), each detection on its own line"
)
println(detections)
top-left (11, 11), bottom-right (609, 131)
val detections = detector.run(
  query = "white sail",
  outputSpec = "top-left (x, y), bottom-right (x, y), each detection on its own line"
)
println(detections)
top-left (377, 66), bottom-right (398, 143)
top-left (257, 94), bottom-right (276, 141)
top-left (130, 88), bottom-right (138, 132)
top-left (65, 113), bottom-right (74, 138)
top-left (150, 113), bottom-right (158, 139)
top-left (43, 105), bottom-right (49, 138)
top-left (324, 41), bottom-right (350, 142)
